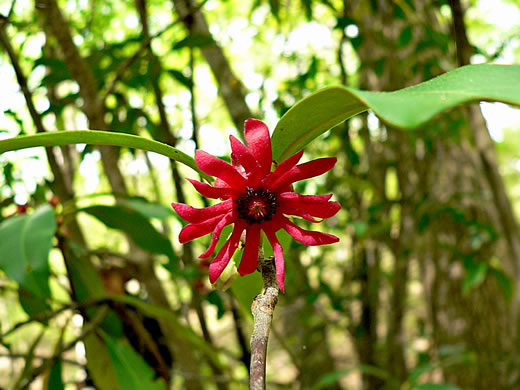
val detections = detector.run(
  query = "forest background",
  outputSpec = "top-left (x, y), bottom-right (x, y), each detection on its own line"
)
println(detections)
top-left (0, 0), bottom-right (520, 389)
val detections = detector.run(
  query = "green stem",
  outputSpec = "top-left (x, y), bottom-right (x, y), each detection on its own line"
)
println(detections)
top-left (0, 130), bottom-right (212, 181)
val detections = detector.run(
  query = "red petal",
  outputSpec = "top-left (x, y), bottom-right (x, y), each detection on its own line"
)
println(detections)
top-left (237, 225), bottom-right (260, 276)
top-left (271, 157), bottom-right (337, 191)
top-left (187, 178), bottom-right (238, 199)
top-left (280, 206), bottom-right (321, 223)
top-left (209, 223), bottom-right (245, 284)
top-left (281, 217), bottom-right (339, 246)
top-left (195, 150), bottom-right (246, 191)
top-left (230, 135), bottom-right (259, 174)
top-left (279, 192), bottom-right (333, 203)
top-left (280, 199), bottom-right (341, 219)
top-left (199, 213), bottom-right (236, 258)
top-left (179, 214), bottom-right (225, 243)
top-left (244, 119), bottom-right (272, 177)
top-left (171, 199), bottom-right (233, 224)
top-left (262, 150), bottom-right (303, 188)
top-left (263, 224), bottom-right (285, 292)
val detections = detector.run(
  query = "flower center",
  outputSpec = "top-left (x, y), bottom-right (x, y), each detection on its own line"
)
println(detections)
top-left (236, 187), bottom-right (278, 224)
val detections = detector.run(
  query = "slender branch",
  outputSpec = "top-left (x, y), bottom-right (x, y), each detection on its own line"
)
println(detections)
top-left (249, 256), bottom-right (279, 390)
top-left (103, 0), bottom-right (209, 101)
top-left (18, 305), bottom-right (109, 390)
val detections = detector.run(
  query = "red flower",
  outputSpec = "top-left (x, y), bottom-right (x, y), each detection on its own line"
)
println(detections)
top-left (172, 119), bottom-right (340, 291)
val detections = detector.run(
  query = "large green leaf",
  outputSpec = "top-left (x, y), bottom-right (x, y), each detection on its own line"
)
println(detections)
top-left (0, 130), bottom-right (211, 181)
top-left (103, 333), bottom-right (166, 390)
top-left (81, 205), bottom-right (176, 262)
top-left (0, 206), bottom-right (56, 315)
top-left (272, 64), bottom-right (520, 160)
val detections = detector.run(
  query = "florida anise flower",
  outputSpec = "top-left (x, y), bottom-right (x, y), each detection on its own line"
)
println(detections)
top-left (172, 119), bottom-right (340, 291)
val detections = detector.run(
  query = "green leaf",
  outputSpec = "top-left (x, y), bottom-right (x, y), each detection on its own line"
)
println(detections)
top-left (231, 270), bottom-right (263, 316)
top-left (0, 130), bottom-right (211, 181)
top-left (167, 69), bottom-right (193, 89)
top-left (84, 333), bottom-right (122, 390)
top-left (462, 258), bottom-right (488, 294)
top-left (103, 333), bottom-right (166, 390)
top-left (414, 384), bottom-right (461, 390)
top-left (66, 250), bottom-right (123, 337)
top-left (46, 360), bottom-right (65, 390)
top-left (81, 205), bottom-right (176, 262)
top-left (0, 206), bottom-right (56, 315)
top-left (121, 198), bottom-right (175, 220)
top-left (489, 267), bottom-right (513, 301)
top-left (311, 365), bottom-right (389, 390)
top-left (104, 294), bottom-right (222, 365)
top-left (173, 34), bottom-right (215, 50)
top-left (272, 64), bottom-right (520, 160)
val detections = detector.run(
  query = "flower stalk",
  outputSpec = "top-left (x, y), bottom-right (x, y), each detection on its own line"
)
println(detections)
top-left (249, 254), bottom-right (279, 390)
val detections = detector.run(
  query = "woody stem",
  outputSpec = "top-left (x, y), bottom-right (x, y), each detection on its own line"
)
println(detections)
top-left (249, 253), bottom-right (279, 390)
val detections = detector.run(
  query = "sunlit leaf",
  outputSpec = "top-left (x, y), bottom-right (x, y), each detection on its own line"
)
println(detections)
top-left (272, 64), bottom-right (520, 160)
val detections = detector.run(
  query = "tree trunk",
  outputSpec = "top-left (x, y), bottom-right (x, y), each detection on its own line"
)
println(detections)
top-left (349, 0), bottom-right (520, 388)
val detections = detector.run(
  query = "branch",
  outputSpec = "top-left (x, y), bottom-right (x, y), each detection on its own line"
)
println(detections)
top-left (171, 0), bottom-right (253, 134)
top-left (249, 256), bottom-right (279, 390)
top-left (103, 0), bottom-right (209, 101)
top-left (18, 305), bottom-right (109, 390)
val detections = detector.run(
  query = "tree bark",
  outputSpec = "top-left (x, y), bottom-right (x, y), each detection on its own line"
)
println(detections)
top-left (170, 0), bottom-right (253, 133)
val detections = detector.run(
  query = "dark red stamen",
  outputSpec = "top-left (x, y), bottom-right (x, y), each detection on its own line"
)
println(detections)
top-left (236, 187), bottom-right (278, 224)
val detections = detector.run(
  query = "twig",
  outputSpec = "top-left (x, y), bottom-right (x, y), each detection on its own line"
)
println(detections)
top-left (18, 305), bottom-right (109, 390)
top-left (102, 0), bottom-right (209, 101)
top-left (249, 256), bottom-right (279, 390)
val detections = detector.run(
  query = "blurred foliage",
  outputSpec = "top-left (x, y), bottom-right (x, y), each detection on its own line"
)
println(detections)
top-left (0, 0), bottom-right (519, 389)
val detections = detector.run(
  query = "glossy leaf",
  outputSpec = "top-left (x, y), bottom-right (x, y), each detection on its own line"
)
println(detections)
top-left (0, 206), bottom-right (56, 315)
top-left (272, 64), bottom-right (520, 160)
top-left (0, 130), bottom-right (211, 181)
top-left (81, 205), bottom-right (176, 262)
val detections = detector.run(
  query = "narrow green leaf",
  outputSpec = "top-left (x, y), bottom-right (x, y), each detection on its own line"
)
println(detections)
top-left (121, 198), bottom-right (175, 220)
top-left (84, 333), bottom-right (122, 390)
top-left (104, 294), bottom-right (221, 365)
top-left (414, 384), bottom-right (461, 390)
top-left (103, 333), bottom-right (166, 390)
top-left (173, 34), bottom-right (215, 50)
top-left (311, 365), bottom-right (389, 390)
top-left (46, 360), bottom-right (65, 390)
top-left (14, 329), bottom-right (45, 388)
top-left (167, 69), bottom-right (193, 89)
top-left (462, 259), bottom-right (488, 294)
top-left (81, 205), bottom-right (176, 262)
top-left (66, 251), bottom-right (123, 337)
top-left (0, 130), bottom-right (211, 181)
top-left (489, 267), bottom-right (513, 301)
top-left (272, 64), bottom-right (520, 160)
